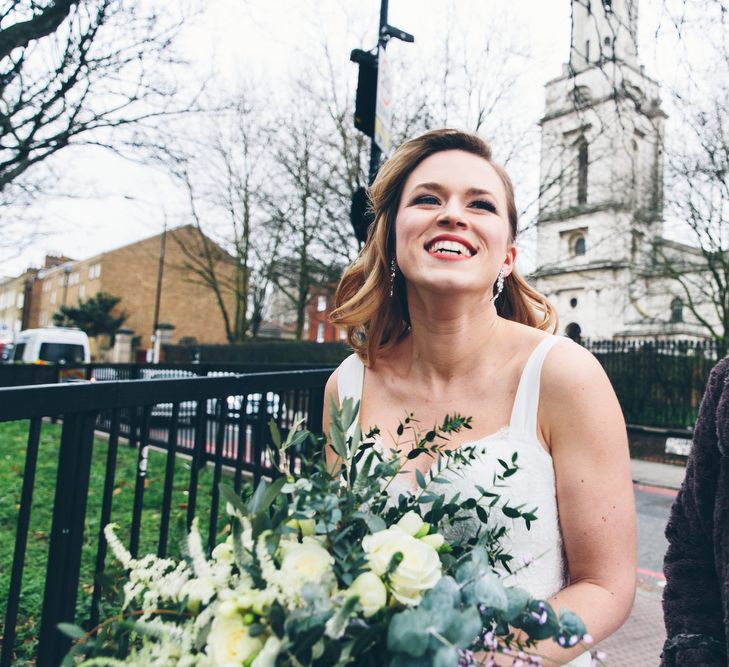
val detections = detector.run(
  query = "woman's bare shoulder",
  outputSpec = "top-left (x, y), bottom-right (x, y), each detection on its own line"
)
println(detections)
top-left (324, 366), bottom-right (340, 402)
top-left (541, 338), bottom-right (608, 390)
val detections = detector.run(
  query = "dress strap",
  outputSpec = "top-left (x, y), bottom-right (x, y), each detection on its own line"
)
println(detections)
top-left (509, 336), bottom-right (564, 439)
top-left (337, 353), bottom-right (365, 405)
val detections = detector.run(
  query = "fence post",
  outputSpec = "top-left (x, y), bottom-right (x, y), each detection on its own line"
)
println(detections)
top-left (36, 410), bottom-right (98, 667)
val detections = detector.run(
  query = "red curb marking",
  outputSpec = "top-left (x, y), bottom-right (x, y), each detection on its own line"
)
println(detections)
top-left (637, 567), bottom-right (666, 581)
top-left (633, 483), bottom-right (679, 498)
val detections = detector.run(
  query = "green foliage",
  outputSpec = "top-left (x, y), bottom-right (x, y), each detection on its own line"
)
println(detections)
top-left (52, 291), bottom-right (129, 340)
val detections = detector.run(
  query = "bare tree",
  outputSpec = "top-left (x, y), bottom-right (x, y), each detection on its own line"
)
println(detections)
top-left (0, 1), bottom-right (199, 194)
top-left (653, 72), bottom-right (729, 352)
top-left (265, 94), bottom-right (337, 340)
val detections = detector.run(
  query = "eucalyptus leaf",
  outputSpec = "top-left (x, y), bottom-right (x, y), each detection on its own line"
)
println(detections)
top-left (504, 586), bottom-right (531, 623)
top-left (219, 483), bottom-right (247, 516)
top-left (387, 609), bottom-right (430, 657)
top-left (442, 606), bottom-right (482, 647)
top-left (433, 645), bottom-right (459, 667)
top-left (502, 505), bottom-right (522, 519)
top-left (269, 419), bottom-right (282, 448)
top-left (351, 511), bottom-right (386, 533)
top-left (57, 623), bottom-right (86, 639)
top-left (259, 476), bottom-right (287, 514)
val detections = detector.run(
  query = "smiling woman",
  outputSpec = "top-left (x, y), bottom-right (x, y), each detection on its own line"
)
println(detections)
top-left (326, 129), bottom-right (637, 666)
top-left (332, 129), bottom-right (556, 366)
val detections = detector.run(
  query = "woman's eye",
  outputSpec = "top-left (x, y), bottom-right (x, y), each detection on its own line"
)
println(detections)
top-left (470, 199), bottom-right (497, 213)
top-left (414, 195), bottom-right (439, 205)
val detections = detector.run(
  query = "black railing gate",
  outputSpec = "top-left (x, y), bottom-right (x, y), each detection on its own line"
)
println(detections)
top-left (0, 369), bottom-right (330, 667)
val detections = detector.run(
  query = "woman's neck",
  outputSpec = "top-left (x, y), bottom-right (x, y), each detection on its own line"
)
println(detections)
top-left (398, 292), bottom-right (503, 387)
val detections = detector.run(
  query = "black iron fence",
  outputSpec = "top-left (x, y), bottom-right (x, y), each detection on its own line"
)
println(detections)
top-left (0, 369), bottom-right (330, 667)
top-left (1, 338), bottom-right (721, 429)
top-left (582, 338), bottom-right (720, 429)
top-left (0, 361), bottom-right (334, 387)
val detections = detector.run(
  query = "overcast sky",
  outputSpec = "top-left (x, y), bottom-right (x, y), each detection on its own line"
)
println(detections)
top-left (4, 0), bottom-right (685, 277)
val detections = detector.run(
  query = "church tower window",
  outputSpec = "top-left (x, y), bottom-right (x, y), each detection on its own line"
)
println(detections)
top-left (670, 298), bottom-right (683, 323)
top-left (577, 140), bottom-right (589, 205)
top-left (571, 233), bottom-right (587, 256)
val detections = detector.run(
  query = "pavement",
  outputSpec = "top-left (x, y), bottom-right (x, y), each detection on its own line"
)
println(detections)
top-left (591, 459), bottom-right (686, 666)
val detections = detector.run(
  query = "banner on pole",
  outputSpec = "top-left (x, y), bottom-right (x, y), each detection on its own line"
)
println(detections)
top-left (374, 45), bottom-right (392, 155)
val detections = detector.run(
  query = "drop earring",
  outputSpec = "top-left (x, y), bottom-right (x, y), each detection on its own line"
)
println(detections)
top-left (389, 258), bottom-right (397, 297)
top-left (490, 266), bottom-right (505, 303)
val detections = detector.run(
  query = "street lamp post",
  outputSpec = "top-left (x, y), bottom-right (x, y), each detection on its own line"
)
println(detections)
top-left (150, 222), bottom-right (167, 363)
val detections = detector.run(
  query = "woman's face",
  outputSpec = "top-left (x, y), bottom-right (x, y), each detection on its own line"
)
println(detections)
top-left (394, 149), bottom-right (516, 299)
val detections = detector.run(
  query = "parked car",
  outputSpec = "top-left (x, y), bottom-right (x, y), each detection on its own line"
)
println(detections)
top-left (11, 327), bottom-right (90, 365)
top-left (137, 368), bottom-right (282, 425)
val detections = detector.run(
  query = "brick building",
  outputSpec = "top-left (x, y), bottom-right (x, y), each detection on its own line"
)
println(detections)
top-left (306, 287), bottom-right (344, 343)
top-left (31, 225), bottom-right (236, 353)
top-left (0, 254), bottom-right (71, 339)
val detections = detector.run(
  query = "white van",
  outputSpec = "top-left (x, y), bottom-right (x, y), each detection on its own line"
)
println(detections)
top-left (12, 328), bottom-right (90, 364)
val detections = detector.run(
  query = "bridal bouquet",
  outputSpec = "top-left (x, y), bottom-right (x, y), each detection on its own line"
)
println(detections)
top-left (63, 399), bottom-right (590, 666)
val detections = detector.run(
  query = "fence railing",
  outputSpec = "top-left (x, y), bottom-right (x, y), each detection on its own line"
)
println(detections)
top-left (0, 369), bottom-right (330, 667)
top-left (0, 361), bottom-right (334, 387)
top-left (582, 338), bottom-right (720, 429)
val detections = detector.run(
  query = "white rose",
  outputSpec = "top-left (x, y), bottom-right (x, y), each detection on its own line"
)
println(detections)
top-left (279, 538), bottom-right (334, 594)
top-left (396, 511), bottom-right (425, 537)
top-left (362, 526), bottom-right (442, 606)
top-left (348, 571), bottom-right (387, 617)
top-left (420, 533), bottom-right (445, 550)
top-left (206, 613), bottom-right (263, 666)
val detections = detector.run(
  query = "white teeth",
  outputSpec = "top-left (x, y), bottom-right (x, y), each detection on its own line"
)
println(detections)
top-left (428, 240), bottom-right (474, 256)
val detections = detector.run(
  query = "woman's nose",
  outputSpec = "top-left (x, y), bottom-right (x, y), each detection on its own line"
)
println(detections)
top-left (436, 210), bottom-right (467, 228)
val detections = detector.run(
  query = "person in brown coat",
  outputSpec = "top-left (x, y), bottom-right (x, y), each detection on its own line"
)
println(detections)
top-left (662, 357), bottom-right (729, 666)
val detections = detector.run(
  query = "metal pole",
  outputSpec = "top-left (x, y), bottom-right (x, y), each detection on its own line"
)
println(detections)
top-left (368, 0), bottom-right (389, 184)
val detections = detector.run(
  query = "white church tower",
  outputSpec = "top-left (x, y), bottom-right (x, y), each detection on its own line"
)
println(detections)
top-left (533, 0), bottom-right (668, 340)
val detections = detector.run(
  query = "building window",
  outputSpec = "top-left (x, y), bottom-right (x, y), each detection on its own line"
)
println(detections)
top-left (670, 298), bottom-right (683, 323)
top-left (16, 292), bottom-right (24, 308)
top-left (40, 311), bottom-right (48, 326)
top-left (316, 322), bottom-right (325, 343)
top-left (577, 140), bottom-right (588, 205)
top-left (317, 295), bottom-right (327, 312)
top-left (571, 234), bottom-right (586, 256)
top-left (339, 328), bottom-right (347, 341)
top-left (50, 291), bottom-right (56, 305)
top-left (69, 272), bottom-right (79, 285)
top-left (79, 284), bottom-right (86, 299)
top-left (88, 263), bottom-right (101, 280)
top-left (42, 281), bottom-right (51, 293)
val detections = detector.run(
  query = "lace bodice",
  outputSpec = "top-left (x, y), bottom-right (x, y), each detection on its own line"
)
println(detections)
top-left (336, 336), bottom-right (592, 667)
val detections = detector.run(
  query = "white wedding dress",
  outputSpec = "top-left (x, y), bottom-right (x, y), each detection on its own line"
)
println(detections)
top-left (336, 335), bottom-right (591, 666)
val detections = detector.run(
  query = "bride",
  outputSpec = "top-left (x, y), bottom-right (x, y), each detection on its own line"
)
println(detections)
top-left (323, 128), bottom-right (635, 665)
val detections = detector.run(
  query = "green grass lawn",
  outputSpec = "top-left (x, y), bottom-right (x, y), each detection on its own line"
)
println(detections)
top-left (0, 419), bottom-right (240, 665)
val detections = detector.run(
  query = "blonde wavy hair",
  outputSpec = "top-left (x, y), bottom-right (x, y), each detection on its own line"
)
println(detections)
top-left (331, 128), bottom-right (557, 365)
